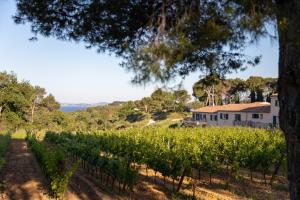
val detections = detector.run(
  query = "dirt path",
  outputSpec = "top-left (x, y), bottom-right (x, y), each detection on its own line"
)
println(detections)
top-left (0, 139), bottom-right (120, 200)
top-left (67, 170), bottom-right (117, 200)
top-left (0, 139), bottom-right (49, 200)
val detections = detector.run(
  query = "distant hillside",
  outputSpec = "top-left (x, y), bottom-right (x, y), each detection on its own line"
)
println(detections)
top-left (60, 102), bottom-right (108, 112)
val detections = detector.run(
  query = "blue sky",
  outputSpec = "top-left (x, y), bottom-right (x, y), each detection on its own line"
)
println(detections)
top-left (0, 1), bottom-right (278, 103)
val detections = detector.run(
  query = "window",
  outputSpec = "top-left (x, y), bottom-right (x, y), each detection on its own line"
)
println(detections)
top-left (220, 113), bottom-right (228, 120)
top-left (195, 114), bottom-right (200, 120)
top-left (197, 114), bottom-right (201, 120)
top-left (252, 113), bottom-right (259, 119)
top-left (275, 100), bottom-right (279, 107)
top-left (235, 114), bottom-right (241, 121)
top-left (199, 114), bottom-right (202, 120)
top-left (203, 114), bottom-right (206, 120)
top-left (210, 114), bottom-right (218, 121)
top-left (223, 113), bottom-right (229, 120)
top-left (260, 114), bottom-right (263, 119)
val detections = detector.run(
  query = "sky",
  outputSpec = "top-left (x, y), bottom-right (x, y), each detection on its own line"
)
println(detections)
top-left (0, 1), bottom-right (279, 104)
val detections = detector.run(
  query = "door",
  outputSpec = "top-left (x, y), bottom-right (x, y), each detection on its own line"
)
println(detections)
top-left (273, 116), bottom-right (277, 125)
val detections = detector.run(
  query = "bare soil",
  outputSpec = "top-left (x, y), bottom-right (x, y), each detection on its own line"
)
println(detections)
top-left (137, 165), bottom-right (289, 200)
top-left (69, 161), bottom-right (174, 200)
top-left (0, 139), bottom-right (49, 200)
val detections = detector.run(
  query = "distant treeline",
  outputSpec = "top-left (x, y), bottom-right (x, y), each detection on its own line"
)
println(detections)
top-left (0, 71), bottom-right (277, 132)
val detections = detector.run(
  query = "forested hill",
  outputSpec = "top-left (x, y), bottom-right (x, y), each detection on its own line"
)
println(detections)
top-left (0, 71), bottom-right (277, 133)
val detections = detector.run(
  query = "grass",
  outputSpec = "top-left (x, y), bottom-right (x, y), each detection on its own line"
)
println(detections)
top-left (11, 130), bottom-right (27, 139)
top-left (10, 129), bottom-right (48, 140)
top-left (115, 112), bottom-right (189, 129)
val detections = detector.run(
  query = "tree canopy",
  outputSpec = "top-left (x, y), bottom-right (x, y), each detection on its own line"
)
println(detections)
top-left (193, 75), bottom-right (277, 105)
top-left (14, 0), bottom-right (269, 84)
top-left (0, 71), bottom-right (61, 131)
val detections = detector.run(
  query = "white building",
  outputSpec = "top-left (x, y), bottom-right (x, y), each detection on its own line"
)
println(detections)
top-left (192, 94), bottom-right (279, 128)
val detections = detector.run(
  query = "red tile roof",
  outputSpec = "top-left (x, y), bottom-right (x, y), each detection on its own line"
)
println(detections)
top-left (193, 102), bottom-right (271, 113)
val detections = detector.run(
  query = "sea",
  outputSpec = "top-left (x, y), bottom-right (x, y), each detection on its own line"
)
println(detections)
top-left (60, 106), bottom-right (89, 112)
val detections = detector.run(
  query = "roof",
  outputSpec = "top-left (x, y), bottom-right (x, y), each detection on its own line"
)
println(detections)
top-left (193, 102), bottom-right (271, 113)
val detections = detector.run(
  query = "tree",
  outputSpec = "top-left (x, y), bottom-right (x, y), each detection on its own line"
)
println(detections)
top-left (244, 76), bottom-right (278, 102)
top-left (0, 72), bottom-right (33, 126)
top-left (13, 1), bottom-right (300, 197)
top-left (30, 86), bottom-right (46, 123)
top-left (0, 72), bottom-right (17, 117)
top-left (139, 97), bottom-right (152, 113)
top-left (41, 94), bottom-right (60, 111)
top-left (151, 88), bottom-right (175, 112)
top-left (193, 74), bottom-right (222, 106)
top-left (264, 78), bottom-right (278, 102)
top-left (227, 78), bottom-right (247, 103)
top-left (117, 101), bottom-right (144, 123)
top-left (246, 76), bottom-right (266, 102)
top-left (0, 71), bottom-right (62, 131)
top-left (173, 89), bottom-right (190, 111)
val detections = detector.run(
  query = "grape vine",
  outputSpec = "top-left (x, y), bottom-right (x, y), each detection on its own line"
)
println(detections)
top-left (44, 127), bottom-right (286, 192)
top-left (27, 135), bottom-right (78, 198)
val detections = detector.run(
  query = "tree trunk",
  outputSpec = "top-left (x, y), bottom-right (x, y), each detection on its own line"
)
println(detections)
top-left (270, 153), bottom-right (285, 185)
top-left (212, 84), bottom-right (215, 106)
top-left (276, 1), bottom-right (300, 199)
top-left (250, 91), bottom-right (256, 103)
top-left (30, 99), bottom-right (36, 123)
top-left (177, 168), bottom-right (187, 192)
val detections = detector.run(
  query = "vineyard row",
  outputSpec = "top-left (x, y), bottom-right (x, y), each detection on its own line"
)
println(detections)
top-left (44, 127), bottom-right (286, 192)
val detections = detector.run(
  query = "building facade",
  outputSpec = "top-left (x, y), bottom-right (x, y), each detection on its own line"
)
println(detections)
top-left (192, 94), bottom-right (279, 128)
